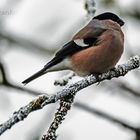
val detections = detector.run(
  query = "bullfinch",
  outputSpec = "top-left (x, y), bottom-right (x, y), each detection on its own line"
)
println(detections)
top-left (22, 12), bottom-right (124, 85)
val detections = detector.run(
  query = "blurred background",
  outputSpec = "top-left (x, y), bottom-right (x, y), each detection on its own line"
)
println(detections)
top-left (0, 0), bottom-right (140, 140)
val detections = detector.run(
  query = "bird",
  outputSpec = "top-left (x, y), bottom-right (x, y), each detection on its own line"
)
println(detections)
top-left (22, 12), bottom-right (125, 85)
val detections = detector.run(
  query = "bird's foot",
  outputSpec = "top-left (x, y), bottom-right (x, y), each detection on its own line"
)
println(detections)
top-left (91, 73), bottom-right (101, 85)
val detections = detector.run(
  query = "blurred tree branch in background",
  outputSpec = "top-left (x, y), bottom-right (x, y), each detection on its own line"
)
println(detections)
top-left (0, 61), bottom-right (42, 96)
top-left (74, 102), bottom-right (140, 136)
top-left (0, 0), bottom-right (56, 56)
top-left (114, 81), bottom-right (140, 98)
top-left (0, 28), bottom-right (55, 56)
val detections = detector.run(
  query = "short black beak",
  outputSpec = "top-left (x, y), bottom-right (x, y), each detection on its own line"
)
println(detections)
top-left (118, 19), bottom-right (125, 26)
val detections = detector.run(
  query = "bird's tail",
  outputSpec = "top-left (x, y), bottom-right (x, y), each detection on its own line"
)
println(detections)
top-left (22, 67), bottom-right (46, 85)
top-left (22, 57), bottom-right (63, 85)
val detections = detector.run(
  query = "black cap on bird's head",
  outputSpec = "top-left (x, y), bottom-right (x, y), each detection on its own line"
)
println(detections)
top-left (93, 12), bottom-right (124, 26)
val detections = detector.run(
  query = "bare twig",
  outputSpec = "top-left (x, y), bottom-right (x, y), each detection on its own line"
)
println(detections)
top-left (42, 95), bottom-right (74, 140)
top-left (0, 55), bottom-right (140, 136)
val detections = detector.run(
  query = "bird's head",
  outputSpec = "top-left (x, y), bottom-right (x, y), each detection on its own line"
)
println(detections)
top-left (93, 12), bottom-right (124, 27)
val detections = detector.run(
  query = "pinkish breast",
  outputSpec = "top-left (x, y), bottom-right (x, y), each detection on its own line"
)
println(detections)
top-left (70, 29), bottom-right (124, 76)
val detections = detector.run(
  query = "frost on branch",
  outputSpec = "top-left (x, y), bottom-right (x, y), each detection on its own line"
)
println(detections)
top-left (42, 95), bottom-right (74, 140)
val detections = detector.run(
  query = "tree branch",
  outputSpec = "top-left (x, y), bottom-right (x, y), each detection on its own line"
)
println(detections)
top-left (0, 55), bottom-right (140, 136)
top-left (41, 95), bottom-right (75, 140)
top-left (0, 95), bottom-right (48, 135)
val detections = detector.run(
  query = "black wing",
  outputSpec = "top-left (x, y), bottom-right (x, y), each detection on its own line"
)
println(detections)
top-left (44, 37), bottom-right (98, 68)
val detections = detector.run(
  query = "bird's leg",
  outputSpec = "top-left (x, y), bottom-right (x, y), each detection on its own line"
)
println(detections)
top-left (90, 73), bottom-right (101, 85)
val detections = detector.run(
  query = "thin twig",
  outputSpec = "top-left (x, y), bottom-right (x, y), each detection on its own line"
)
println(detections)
top-left (0, 55), bottom-right (140, 136)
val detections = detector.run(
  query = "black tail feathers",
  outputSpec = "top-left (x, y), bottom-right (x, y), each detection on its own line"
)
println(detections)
top-left (22, 68), bottom-right (46, 85)
top-left (22, 57), bottom-right (63, 85)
